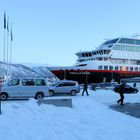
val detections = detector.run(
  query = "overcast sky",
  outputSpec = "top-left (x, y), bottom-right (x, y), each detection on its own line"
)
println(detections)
top-left (0, 0), bottom-right (140, 66)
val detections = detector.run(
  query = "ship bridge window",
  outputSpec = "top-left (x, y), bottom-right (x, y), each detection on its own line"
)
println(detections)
top-left (92, 52), bottom-right (95, 55)
top-left (76, 64), bottom-right (87, 67)
top-left (108, 45), bottom-right (113, 48)
top-left (104, 50), bottom-right (107, 54)
top-left (98, 58), bottom-right (102, 60)
top-left (89, 53), bottom-right (92, 56)
top-left (104, 66), bottom-right (108, 70)
top-left (82, 53), bottom-right (85, 57)
top-left (137, 61), bottom-right (140, 65)
top-left (104, 38), bottom-right (119, 45)
top-left (107, 50), bottom-right (110, 54)
top-left (136, 40), bottom-right (140, 45)
top-left (113, 44), bottom-right (140, 52)
top-left (85, 53), bottom-right (88, 57)
top-left (119, 38), bottom-right (140, 45)
top-left (100, 50), bottom-right (103, 54)
top-left (98, 66), bottom-right (102, 70)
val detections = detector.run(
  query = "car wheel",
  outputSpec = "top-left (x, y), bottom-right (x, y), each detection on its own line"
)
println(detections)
top-left (134, 89), bottom-right (138, 93)
top-left (49, 90), bottom-right (54, 96)
top-left (35, 92), bottom-right (44, 100)
top-left (70, 90), bottom-right (76, 96)
top-left (0, 93), bottom-right (8, 101)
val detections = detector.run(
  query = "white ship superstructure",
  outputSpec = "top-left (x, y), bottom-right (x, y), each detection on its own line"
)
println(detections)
top-left (49, 37), bottom-right (140, 83)
top-left (75, 37), bottom-right (140, 71)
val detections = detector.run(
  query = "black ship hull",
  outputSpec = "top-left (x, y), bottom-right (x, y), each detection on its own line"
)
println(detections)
top-left (51, 69), bottom-right (140, 84)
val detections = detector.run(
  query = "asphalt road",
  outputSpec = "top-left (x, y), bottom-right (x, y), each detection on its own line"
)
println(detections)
top-left (109, 103), bottom-right (140, 119)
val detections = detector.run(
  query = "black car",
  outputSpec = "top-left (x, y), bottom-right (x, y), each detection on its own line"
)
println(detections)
top-left (114, 84), bottom-right (138, 94)
top-left (90, 82), bottom-right (118, 90)
top-left (90, 83), bottom-right (98, 90)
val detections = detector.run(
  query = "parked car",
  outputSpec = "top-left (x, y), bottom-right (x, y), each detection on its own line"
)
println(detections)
top-left (95, 82), bottom-right (118, 90)
top-left (0, 78), bottom-right (49, 101)
top-left (90, 83), bottom-right (98, 90)
top-left (114, 84), bottom-right (138, 94)
top-left (49, 80), bottom-right (80, 96)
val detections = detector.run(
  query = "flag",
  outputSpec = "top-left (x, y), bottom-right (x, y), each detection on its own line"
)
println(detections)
top-left (10, 26), bottom-right (13, 41)
top-left (7, 17), bottom-right (9, 32)
top-left (4, 12), bottom-right (6, 29)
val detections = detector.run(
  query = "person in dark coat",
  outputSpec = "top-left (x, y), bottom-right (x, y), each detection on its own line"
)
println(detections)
top-left (117, 82), bottom-right (126, 105)
top-left (82, 82), bottom-right (89, 96)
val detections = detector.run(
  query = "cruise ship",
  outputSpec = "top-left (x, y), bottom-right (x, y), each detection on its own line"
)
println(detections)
top-left (48, 37), bottom-right (140, 83)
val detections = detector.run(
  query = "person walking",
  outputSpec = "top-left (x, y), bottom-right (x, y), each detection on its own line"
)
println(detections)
top-left (82, 81), bottom-right (89, 96)
top-left (117, 82), bottom-right (126, 105)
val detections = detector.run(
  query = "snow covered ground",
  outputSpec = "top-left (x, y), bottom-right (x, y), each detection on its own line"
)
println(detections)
top-left (0, 89), bottom-right (140, 140)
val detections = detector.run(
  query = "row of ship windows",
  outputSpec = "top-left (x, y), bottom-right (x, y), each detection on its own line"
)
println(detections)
top-left (104, 38), bottom-right (140, 46)
top-left (119, 38), bottom-right (140, 45)
top-left (113, 44), bottom-right (140, 52)
top-left (98, 66), bottom-right (140, 71)
top-left (81, 50), bottom-right (110, 57)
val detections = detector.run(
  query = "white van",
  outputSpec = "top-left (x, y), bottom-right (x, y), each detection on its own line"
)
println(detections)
top-left (0, 78), bottom-right (49, 101)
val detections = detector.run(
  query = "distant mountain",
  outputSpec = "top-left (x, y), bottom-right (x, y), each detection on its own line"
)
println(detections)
top-left (30, 66), bottom-right (56, 78)
top-left (0, 62), bottom-right (58, 82)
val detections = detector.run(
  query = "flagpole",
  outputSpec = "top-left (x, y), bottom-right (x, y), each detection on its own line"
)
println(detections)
top-left (9, 41), bottom-right (12, 78)
top-left (10, 23), bottom-right (13, 79)
top-left (1, 11), bottom-right (7, 115)
top-left (3, 28), bottom-right (6, 81)
top-left (6, 17), bottom-right (9, 81)
top-left (3, 11), bottom-right (6, 82)
top-left (0, 78), bottom-right (1, 115)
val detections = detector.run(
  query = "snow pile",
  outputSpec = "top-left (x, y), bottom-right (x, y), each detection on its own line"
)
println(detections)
top-left (0, 90), bottom-right (140, 140)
